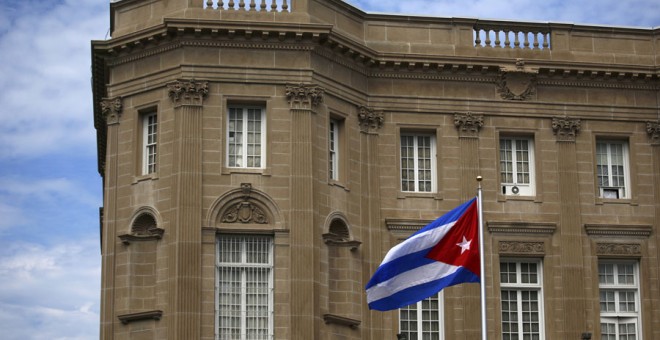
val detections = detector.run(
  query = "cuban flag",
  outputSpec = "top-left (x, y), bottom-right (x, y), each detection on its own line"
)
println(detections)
top-left (366, 198), bottom-right (480, 311)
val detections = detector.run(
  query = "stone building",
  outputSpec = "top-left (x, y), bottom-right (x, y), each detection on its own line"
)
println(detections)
top-left (91, 0), bottom-right (660, 339)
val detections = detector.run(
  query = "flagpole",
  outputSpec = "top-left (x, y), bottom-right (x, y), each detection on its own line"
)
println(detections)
top-left (477, 176), bottom-right (487, 340)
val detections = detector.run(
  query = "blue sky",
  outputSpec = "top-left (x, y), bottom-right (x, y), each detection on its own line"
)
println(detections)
top-left (0, 0), bottom-right (656, 339)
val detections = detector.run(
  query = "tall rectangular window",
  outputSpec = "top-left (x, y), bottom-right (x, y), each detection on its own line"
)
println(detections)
top-left (500, 137), bottom-right (535, 196)
top-left (399, 293), bottom-right (444, 340)
top-left (599, 261), bottom-right (640, 340)
top-left (596, 140), bottom-right (630, 199)
top-left (217, 235), bottom-right (273, 340)
top-left (500, 260), bottom-right (544, 340)
top-left (329, 119), bottom-right (339, 181)
top-left (142, 112), bottom-right (157, 175)
top-left (228, 107), bottom-right (265, 168)
top-left (400, 133), bottom-right (436, 192)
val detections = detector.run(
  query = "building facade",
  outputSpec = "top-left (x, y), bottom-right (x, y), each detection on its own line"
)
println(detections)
top-left (91, 0), bottom-right (660, 339)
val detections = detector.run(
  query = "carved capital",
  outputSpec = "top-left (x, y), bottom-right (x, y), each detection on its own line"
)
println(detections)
top-left (646, 121), bottom-right (660, 145)
top-left (496, 71), bottom-right (537, 101)
top-left (499, 241), bottom-right (545, 255)
top-left (167, 79), bottom-right (208, 106)
top-left (454, 112), bottom-right (483, 138)
top-left (596, 243), bottom-right (642, 256)
top-left (357, 106), bottom-right (384, 133)
top-left (552, 117), bottom-right (581, 142)
top-left (285, 83), bottom-right (324, 108)
top-left (100, 97), bottom-right (123, 125)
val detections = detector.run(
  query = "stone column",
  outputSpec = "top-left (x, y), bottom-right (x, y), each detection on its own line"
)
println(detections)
top-left (99, 97), bottom-right (123, 340)
top-left (551, 116), bottom-right (586, 338)
top-left (285, 83), bottom-right (324, 339)
top-left (451, 112), bottom-right (484, 338)
top-left (647, 120), bottom-right (660, 340)
top-left (357, 106), bottom-right (386, 339)
top-left (166, 79), bottom-right (208, 339)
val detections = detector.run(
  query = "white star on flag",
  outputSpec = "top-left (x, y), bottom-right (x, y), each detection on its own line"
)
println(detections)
top-left (456, 236), bottom-right (472, 254)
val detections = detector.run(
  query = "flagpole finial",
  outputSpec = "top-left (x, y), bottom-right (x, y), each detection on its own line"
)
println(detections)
top-left (476, 176), bottom-right (483, 182)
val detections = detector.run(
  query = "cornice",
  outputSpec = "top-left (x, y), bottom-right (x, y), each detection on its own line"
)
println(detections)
top-left (487, 221), bottom-right (557, 235)
top-left (585, 224), bottom-right (652, 238)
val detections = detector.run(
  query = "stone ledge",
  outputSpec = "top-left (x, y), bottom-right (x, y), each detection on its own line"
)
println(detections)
top-left (117, 310), bottom-right (163, 324)
top-left (323, 314), bottom-right (360, 329)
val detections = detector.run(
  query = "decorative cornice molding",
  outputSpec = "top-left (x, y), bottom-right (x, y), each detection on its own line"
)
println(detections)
top-left (499, 241), bottom-right (545, 255)
top-left (487, 221), bottom-right (557, 235)
top-left (386, 219), bottom-right (433, 232)
top-left (167, 79), bottom-right (208, 106)
top-left (100, 97), bottom-right (123, 125)
top-left (551, 117), bottom-right (581, 142)
top-left (537, 79), bottom-right (657, 91)
top-left (647, 121), bottom-right (660, 145)
top-left (496, 71), bottom-right (537, 101)
top-left (585, 224), bottom-right (652, 238)
top-left (596, 243), bottom-right (642, 256)
top-left (454, 112), bottom-right (484, 138)
top-left (285, 83), bottom-right (324, 108)
top-left (357, 106), bottom-right (384, 133)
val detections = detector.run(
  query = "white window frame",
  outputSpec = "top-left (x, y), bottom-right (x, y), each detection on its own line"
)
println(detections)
top-left (329, 119), bottom-right (339, 181)
top-left (599, 260), bottom-right (641, 340)
top-left (141, 112), bottom-right (157, 175)
top-left (500, 259), bottom-right (545, 340)
top-left (399, 292), bottom-right (444, 340)
top-left (499, 136), bottom-right (535, 196)
top-left (227, 106), bottom-right (266, 169)
top-left (400, 133), bottom-right (437, 193)
top-left (216, 234), bottom-right (274, 340)
top-left (596, 140), bottom-right (630, 199)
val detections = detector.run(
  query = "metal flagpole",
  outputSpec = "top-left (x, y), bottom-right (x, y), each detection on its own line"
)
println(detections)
top-left (477, 176), bottom-right (487, 339)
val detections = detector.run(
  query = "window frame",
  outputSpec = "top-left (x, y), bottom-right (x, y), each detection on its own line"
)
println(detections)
top-left (216, 234), bottom-right (274, 340)
top-left (329, 118), bottom-right (340, 181)
top-left (595, 139), bottom-right (631, 200)
top-left (499, 136), bottom-right (536, 197)
top-left (399, 132), bottom-right (437, 193)
top-left (499, 258), bottom-right (545, 340)
top-left (226, 105), bottom-right (267, 170)
top-left (598, 260), bottom-right (641, 340)
top-left (141, 111), bottom-right (158, 175)
top-left (399, 292), bottom-right (445, 340)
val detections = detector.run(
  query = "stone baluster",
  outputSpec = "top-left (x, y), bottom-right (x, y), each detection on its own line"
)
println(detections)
top-left (206, 0), bottom-right (213, 8)
top-left (218, 0), bottom-right (224, 9)
top-left (543, 32), bottom-right (550, 48)
top-left (228, 0), bottom-right (235, 10)
top-left (474, 29), bottom-right (482, 46)
top-left (523, 32), bottom-right (530, 48)
top-left (513, 31), bottom-right (521, 48)
top-left (260, 0), bottom-right (267, 10)
top-left (485, 29), bottom-right (492, 47)
top-left (282, 0), bottom-right (288, 12)
top-left (270, 0), bottom-right (277, 12)
top-left (249, 0), bottom-right (256, 10)
top-left (238, 0), bottom-right (245, 10)
top-left (494, 29), bottom-right (501, 47)
top-left (533, 32), bottom-right (540, 49)
top-left (504, 30), bottom-right (511, 47)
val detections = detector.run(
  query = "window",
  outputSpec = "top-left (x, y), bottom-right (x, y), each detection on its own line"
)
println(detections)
top-left (500, 260), bottom-right (544, 340)
top-left (399, 293), bottom-right (444, 340)
top-left (596, 140), bottom-right (630, 199)
top-left (400, 133), bottom-right (436, 192)
top-left (329, 119), bottom-right (339, 181)
top-left (217, 235), bottom-right (273, 340)
top-left (599, 261), bottom-right (640, 340)
top-left (227, 107), bottom-right (265, 168)
top-left (500, 137), bottom-right (535, 196)
top-left (142, 112), bottom-right (157, 175)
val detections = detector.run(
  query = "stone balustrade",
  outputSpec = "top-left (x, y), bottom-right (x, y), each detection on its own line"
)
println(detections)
top-left (204, 0), bottom-right (289, 12)
top-left (474, 23), bottom-right (551, 49)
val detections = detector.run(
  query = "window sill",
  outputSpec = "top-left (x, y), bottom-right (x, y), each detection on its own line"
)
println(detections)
top-left (596, 197), bottom-right (635, 205)
top-left (222, 167), bottom-right (271, 176)
top-left (328, 180), bottom-right (350, 192)
top-left (397, 191), bottom-right (442, 200)
top-left (497, 194), bottom-right (538, 202)
top-left (132, 173), bottom-right (158, 184)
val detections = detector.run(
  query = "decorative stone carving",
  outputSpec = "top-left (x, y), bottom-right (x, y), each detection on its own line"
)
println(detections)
top-left (220, 183), bottom-right (269, 224)
top-left (167, 79), bottom-right (208, 106)
top-left (285, 83), bottom-right (324, 108)
top-left (454, 112), bottom-right (484, 138)
top-left (496, 71), bottom-right (537, 101)
top-left (552, 117), bottom-right (581, 142)
top-left (357, 106), bottom-right (384, 133)
top-left (499, 241), bottom-right (545, 255)
top-left (100, 97), bottom-right (123, 125)
top-left (596, 243), bottom-right (642, 256)
top-left (647, 121), bottom-right (660, 145)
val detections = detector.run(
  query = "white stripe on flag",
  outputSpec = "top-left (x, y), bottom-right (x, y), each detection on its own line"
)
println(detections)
top-left (380, 220), bottom-right (456, 264)
top-left (366, 261), bottom-right (460, 303)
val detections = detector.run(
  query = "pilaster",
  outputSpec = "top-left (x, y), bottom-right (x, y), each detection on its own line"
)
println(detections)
top-left (357, 106), bottom-right (388, 339)
top-left (451, 111), bottom-right (484, 338)
top-left (648, 120), bottom-right (660, 340)
top-left (285, 83), bottom-right (324, 339)
top-left (551, 116), bottom-right (588, 338)
top-left (166, 79), bottom-right (208, 339)
top-left (99, 97), bottom-right (123, 340)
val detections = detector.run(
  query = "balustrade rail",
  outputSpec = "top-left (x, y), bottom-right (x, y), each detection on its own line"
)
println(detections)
top-left (474, 24), bottom-right (551, 50)
top-left (203, 0), bottom-right (290, 12)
